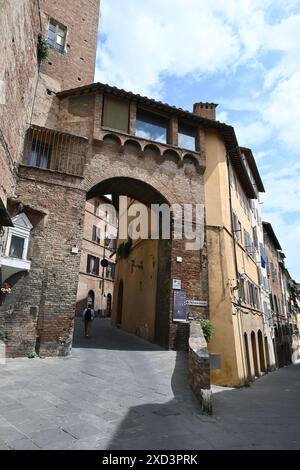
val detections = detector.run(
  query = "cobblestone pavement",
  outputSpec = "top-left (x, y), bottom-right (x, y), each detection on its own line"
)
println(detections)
top-left (0, 318), bottom-right (300, 450)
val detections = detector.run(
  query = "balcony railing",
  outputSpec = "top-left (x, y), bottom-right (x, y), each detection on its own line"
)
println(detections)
top-left (23, 125), bottom-right (87, 176)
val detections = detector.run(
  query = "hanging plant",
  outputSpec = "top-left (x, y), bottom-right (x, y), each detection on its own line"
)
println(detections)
top-left (0, 282), bottom-right (11, 295)
top-left (117, 238), bottom-right (132, 259)
top-left (37, 34), bottom-right (49, 62)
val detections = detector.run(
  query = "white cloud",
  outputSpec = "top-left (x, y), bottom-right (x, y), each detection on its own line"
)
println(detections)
top-left (260, 161), bottom-right (300, 279)
top-left (217, 111), bottom-right (228, 123)
top-left (262, 211), bottom-right (300, 280)
top-left (95, 0), bottom-right (300, 278)
top-left (234, 121), bottom-right (272, 147)
top-left (263, 72), bottom-right (300, 150)
top-left (96, 0), bottom-right (246, 96)
top-left (255, 149), bottom-right (274, 160)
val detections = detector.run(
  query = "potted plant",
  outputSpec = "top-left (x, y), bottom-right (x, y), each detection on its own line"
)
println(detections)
top-left (0, 282), bottom-right (11, 295)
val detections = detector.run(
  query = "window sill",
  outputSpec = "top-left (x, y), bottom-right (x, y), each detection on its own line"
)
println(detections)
top-left (0, 256), bottom-right (31, 283)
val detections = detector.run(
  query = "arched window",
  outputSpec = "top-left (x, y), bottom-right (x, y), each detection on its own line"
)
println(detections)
top-left (87, 290), bottom-right (95, 308)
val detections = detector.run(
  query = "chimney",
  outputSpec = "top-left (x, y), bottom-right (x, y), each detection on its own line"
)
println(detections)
top-left (193, 102), bottom-right (218, 120)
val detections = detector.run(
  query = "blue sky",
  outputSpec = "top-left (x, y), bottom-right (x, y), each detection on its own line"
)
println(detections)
top-left (95, 0), bottom-right (300, 280)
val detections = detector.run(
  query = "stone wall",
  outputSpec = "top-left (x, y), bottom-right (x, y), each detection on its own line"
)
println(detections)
top-left (188, 321), bottom-right (212, 413)
top-left (0, 0), bottom-right (40, 208)
top-left (2, 83), bottom-right (210, 357)
top-left (1, 166), bottom-right (86, 356)
top-left (39, 0), bottom-right (100, 90)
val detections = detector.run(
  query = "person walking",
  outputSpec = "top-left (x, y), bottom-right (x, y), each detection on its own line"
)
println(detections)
top-left (82, 304), bottom-right (95, 337)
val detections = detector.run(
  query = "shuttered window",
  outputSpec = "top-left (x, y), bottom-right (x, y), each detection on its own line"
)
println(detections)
top-left (102, 96), bottom-right (129, 132)
top-left (87, 255), bottom-right (100, 276)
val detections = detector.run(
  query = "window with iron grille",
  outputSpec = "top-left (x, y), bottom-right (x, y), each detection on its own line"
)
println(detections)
top-left (47, 18), bottom-right (67, 53)
top-left (28, 139), bottom-right (51, 169)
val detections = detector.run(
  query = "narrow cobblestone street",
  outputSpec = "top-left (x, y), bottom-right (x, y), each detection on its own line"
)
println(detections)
top-left (0, 318), bottom-right (299, 450)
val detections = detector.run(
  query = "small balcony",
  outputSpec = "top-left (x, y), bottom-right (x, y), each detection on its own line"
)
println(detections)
top-left (22, 125), bottom-right (88, 177)
top-left (0, 256), bottom-right (31, 283)
top-left (0, 213), bottom-right (32, 283)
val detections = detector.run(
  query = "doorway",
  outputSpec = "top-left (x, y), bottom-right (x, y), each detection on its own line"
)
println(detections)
top-left (251, 331), bottom-right (259, 377)
top-left (258, 330), bottom-right (266, 372)
top-left (244, 333), bottom-right (252, 381)
top-left (116, 280), bottom-right (123, 326)
top-left (87, 290), bottom-right (95, 309)
top-left (107, 293), bottom-right (112, 317)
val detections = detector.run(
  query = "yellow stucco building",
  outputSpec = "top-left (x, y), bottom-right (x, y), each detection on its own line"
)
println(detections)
top-left (205, 130), bottom-right (269, 387)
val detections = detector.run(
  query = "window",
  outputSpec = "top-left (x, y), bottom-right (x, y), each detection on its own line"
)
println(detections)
top-left (232, 212), bottom-right (241, 242)
top-left (178, 123), bottom-right (196, 151)
top-left (28, 139), bottom-right (51, 169)
top-left (9, 236), bottom-right (25, 259)
top-left (87, 255), bottom-right (99, 276)
top-left (5, 213), bottom-right (33, 261)
top-left (252, 226), bottom-right (258, 249)
top-left (269, 294), bottom-right (274, 311)
top-left (238, 275), bottom-right (246, 303)
top-left (244, 229), bottom-right (254, 255)
top-left (105, 262), bottom-right (115, 280)
top-left (136, 110), bottom-right (168, 143)
top-left (48, 19), bottom-right (67, 53)
top-left (92, 225), bottom-right (101, 244)
top-left (102, 96), bottom-right (129, 132)
top-left (106, 236), bottom-right (117, 251)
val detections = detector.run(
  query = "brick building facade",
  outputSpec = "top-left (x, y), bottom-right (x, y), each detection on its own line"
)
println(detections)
top-left (2, 2), bottom-right (297, 405)
top-left (263, 222), bottom-right (298, 367)
top-left (0, 0), bottom-right (40, 220)
top-left (75, 196), bottom-right (117, 318)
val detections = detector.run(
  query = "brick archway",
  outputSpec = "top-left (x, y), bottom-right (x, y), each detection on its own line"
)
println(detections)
top-left (85, 175), bottom-right (174, 349)
top-left (7, 134), bottom-right (207, 357)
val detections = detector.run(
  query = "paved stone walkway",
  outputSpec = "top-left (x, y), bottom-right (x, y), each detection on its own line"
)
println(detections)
top-left (0, 318), bottom-right (300, 450)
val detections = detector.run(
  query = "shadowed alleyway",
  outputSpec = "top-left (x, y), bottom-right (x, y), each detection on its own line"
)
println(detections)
top-left (0, 318), bottom-right (299, 449)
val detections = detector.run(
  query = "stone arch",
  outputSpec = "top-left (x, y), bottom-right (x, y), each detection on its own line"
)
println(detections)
top-left (86, 176), bottom-right (173, 349)
top-left (87, 290), bottom-right (95, 309)
top-left (123, 139), bottom-right (142, 154)
top-left (182, 154), bottom-right (201, 176)
top-left (143, 144), bottom-right (161, 159)
top-left (83, 155), bottom-right (177, 206)
top-left (160, 150), bottom-right (181, 176)
top-left (87, 176), bottom-right (171, 206)
top-left (163, 149), bottom-right (181, 165)
top-left (13, 133), bottom-right (206, 357)
top-left (102, 133), bottom-right (122, 147)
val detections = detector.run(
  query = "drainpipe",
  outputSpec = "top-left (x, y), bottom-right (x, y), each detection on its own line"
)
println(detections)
top-left (226, 150), bottom-right (247, 383)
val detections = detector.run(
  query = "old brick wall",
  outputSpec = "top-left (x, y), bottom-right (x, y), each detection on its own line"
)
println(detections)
top-left (3, 166), bottom-right (86, 356)
top-left (85, 137), bottom-right (207, 352)
top-left (39, 0), bottom-right (100, 90)
top-left (0, 0), bottom-right (40, 207)
top-left (4, 83), bottom-right (210, 357)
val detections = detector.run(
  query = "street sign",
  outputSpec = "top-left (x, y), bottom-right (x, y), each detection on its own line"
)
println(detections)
top-left (173, 290), bottom-right (187, 322)
top-left (186, 300), bottom-right (208, 307)
top-left (101, 259), bottom-right (109, 268)
top-left (172, 279), bottom-right (182, 290)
